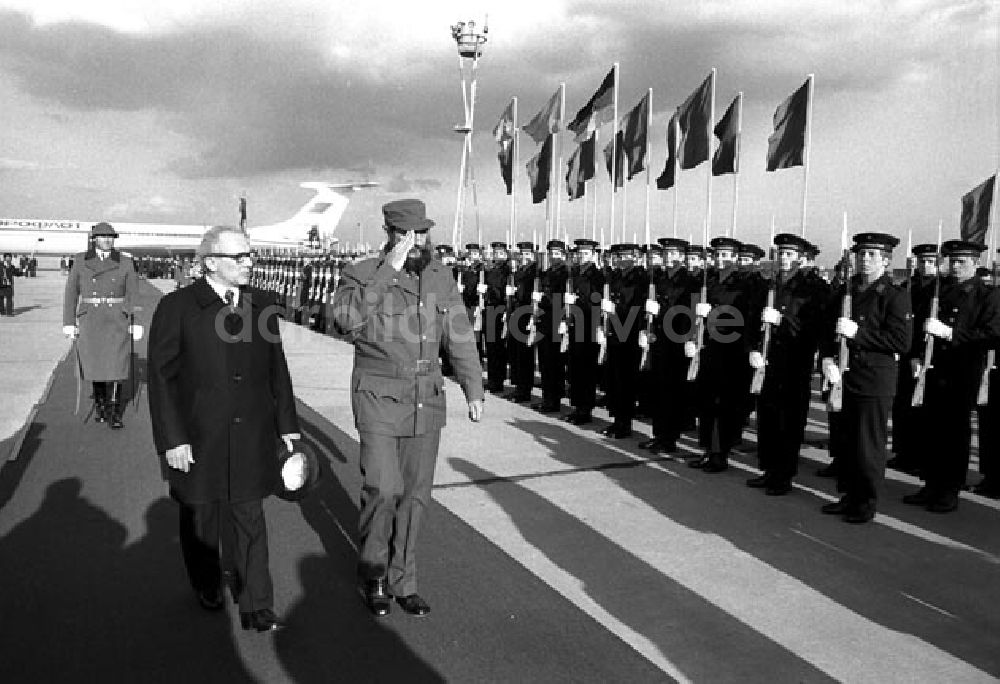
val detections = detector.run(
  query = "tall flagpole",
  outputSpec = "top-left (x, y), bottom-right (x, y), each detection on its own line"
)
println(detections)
top-left (730, 92), bottom-right (743, 239)
top-left (512, 96), bottom-right (519, 247)
top-left (592, 129), bottom-right (600, 241)
top-left (621, 151), bottom-right (628, 243)
top-left (800, 73), bottom-right (815, 238)
top-left (672, 115), bottom-right (680, 238)
top-left (644, 89), bottom-right (652, 248)
top-left (554, 83), bottom-right (566, 246)
top-left (609, 62), bottom-right (619, 246)
top-left (704, 68), bottom-right (716, 247)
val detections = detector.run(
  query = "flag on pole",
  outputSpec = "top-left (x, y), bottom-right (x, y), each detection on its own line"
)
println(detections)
top-left (522, 88), bottom-right (561, 145)
top-left (567, 67), bottom-right (615, 142)
top-left (656, 112), bottom-right (679, 190)
top-left (677, 73), bottom-right (713, 169)
top-left (712, 95), bottom-right (740, 176)
top-left (526, 134), bottom-right (554, 204)
top-left (620, 92), bottom-right (649, 180)
top-left (960, 175), bottom-right (996, 244)
top-left (566, 133), bottom-right (595, 201)
top-left (766, 79), bottom-right (810, 171)
top-left (493, 100), bottom-right (516, 194)
top-left (603, 130), bottom-right (625, 189)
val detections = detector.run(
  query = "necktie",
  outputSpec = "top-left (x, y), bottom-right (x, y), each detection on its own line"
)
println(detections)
top-left (225, 290), bottom-right (235, 309)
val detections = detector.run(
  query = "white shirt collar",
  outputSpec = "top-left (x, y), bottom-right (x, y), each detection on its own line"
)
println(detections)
top-left (206, 275), bottom-right (238, 307)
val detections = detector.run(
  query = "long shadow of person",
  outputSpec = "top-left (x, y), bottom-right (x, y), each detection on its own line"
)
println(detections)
top-left (0, 422), bottom-right (45, 514)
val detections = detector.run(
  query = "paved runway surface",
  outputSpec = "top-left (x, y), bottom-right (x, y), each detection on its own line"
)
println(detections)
top-left (1, 274), bottom-right (998, 683)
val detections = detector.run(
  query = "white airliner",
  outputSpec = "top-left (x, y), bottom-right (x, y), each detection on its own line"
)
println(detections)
top-left (0, 181), bottom-right (378, 255)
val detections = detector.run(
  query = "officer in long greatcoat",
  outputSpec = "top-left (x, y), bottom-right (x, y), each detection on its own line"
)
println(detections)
top-left (62, 222), bottom-right (142, 428)
top-left (332, 199), bottom-right (484, 618)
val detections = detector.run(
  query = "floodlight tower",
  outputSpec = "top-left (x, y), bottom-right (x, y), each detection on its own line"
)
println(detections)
top-left (450, 17), bottom-right (488, 249)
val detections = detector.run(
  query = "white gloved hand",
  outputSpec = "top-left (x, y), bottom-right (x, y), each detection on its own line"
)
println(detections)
top-left (531, 290), bottom-right (543, 303)
top-left (557, 320), bottom-right (568, 336)
top-left (749, 351), bottom-right (765, 369)
top-left (563, 292), bottom-right (578, 306)
top-left (695, 302), bottom-right (712, 318)
top-left (638, 330), bottom-right (649, 349)
top-left (281, 453), bottom-right (308, 491)
top-left (62, 325), bottom-right (79, 339)
top-left (595, 328), bottom-right (606, 346)
top-left (128, 324), bottom-right (144, 341)
top-left (923, 317), bottom-right (953, 340)
top-left (762, 306), bottom-right (782, 326)
top-left (684, 341), bottom-right (698, 358)
top-left (601, 299), bottom-right (615, 314)
top-left (836, 317), bottom-right (858, 339)
top-left (476, 283), bottom-right (488, 294)
top-left (822, 357), bottom-right (842, 385)
top-left (504, 285), bottom-right (516, 297)
top-left (910, 358), bottom-right (922, 378)
top-left (644, 299), bottom-right (660, 316)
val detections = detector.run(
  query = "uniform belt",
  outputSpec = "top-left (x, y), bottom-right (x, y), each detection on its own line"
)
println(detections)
top-left (355, 357), bottom-right (438, 376)
top-left (81, 297), bottom-right (125, 305)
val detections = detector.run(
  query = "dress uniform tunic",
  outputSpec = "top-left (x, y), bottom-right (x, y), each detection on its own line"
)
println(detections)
top-left (567, 261), bottom-right (605, 418)
top-left (647, 264), bottom-right (692, 448)
top-left (509, 260), bottom-right (538, 401)
top-left (483, 259), bottom-right (512, 391)
top-left (605, 263), bottom-right (648, 436)
top-left (537, 259), bottom-right (569, 410)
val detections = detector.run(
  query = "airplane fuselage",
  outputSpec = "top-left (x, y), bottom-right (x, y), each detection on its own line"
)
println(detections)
top-left (0, 218), bottom-right (208, 255)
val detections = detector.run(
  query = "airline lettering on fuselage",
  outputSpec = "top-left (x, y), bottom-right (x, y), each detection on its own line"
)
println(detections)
top-left (0, 219), bottom-right (84, 231)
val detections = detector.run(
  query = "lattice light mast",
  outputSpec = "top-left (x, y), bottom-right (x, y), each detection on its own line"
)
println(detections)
top-left (450, 18), bottom-right (487, 249)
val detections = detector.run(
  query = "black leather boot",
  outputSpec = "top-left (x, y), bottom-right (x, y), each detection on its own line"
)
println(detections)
top-left (109, 382), bottom-right (124, 429)
top-left (93, 382), bottom-right (108, 423)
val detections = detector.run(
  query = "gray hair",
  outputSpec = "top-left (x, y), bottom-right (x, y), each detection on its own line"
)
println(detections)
top-left (197, 225), bottom-right (248, 263)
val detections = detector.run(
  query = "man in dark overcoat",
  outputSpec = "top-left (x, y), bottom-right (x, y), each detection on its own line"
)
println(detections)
top-left (148, 225), bottom-right (300, 631)
top-left (332, 199), bottom-right (484, 618)
top-left (62, 222), bottom-right (142, 428)
top-left (0, 252), bottom-right (22, 316)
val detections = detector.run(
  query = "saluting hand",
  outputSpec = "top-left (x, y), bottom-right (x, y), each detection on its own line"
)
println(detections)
top-left (389, 230), bottom-right (416, 271)
top-left (166, 444), bottom-right (195, 472)
top-left (468, 399), bottom-right (484, 422)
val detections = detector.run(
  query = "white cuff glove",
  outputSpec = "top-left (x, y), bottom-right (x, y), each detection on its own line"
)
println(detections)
top-left (129, 324), bottom-right (144, 341)
top-left (557, 321), bottom-right (568, 336)
top-left (749, 351), bottom-right (765, 369)
top-left (601, 299), bottom-right (615, 314)
top-left (836, 317), bottom-right (858, 339)
top-left (563, 292), bottom-right (578, 306)
top-left (822, 358), bottom-right (842, 385)
top-left (504, 285), bottom-right (516, 297)
top-left (595, 328), bottom-right (607, 346)
top-left (910, 358), bottom-right (922, 378)
top-left (476, 283), bottom-right (488, 294)
top-left (638, 330), bottom-right (649, 349)
top-left (762, 306), bottom-right (781, 326)
top-left (281, 453), bottom-right (308, 490)
top-left (531, 290), bottom-right (543, 303)
top-left (695, 302), bottom-right (712, 318)
top-left (644, 300), bottom-right (660, 316)
top-left (923, 317), bottom-right (953, 340)
top-left (684, 341), bottom-right (698, 358)
top-left (62, 325), bottom-right (79, 339)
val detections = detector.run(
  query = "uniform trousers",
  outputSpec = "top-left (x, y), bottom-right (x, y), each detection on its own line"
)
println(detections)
top-left (537, 336), bottom-right (565, 407)
top-left (607, 342), bottom-right (641, 431)
top-left (830, 393), bottom-right (892, 510)
top-left (0, 286), bottom-right (12, 315)
top-left (979, 374), bottom-right (999, 482)
top-left (358, 429), bottom-right (441, 597)
top-left (568, 340), bottom-right (599, 414)
top-left (757, 369), bottom-right (813, 483)
top-left (484, 306), bottom-right (508, 389)
top-left (922, 384), bottom-right (974, 496)
top-left (509, 311), bottom-right (537, 397)
top-left (891, 371), bottom-right (921, 464)
top-left (649, 342), bottom-right (690, 444)
top-left (696, 351), bottom-right (748, 460)
top-left (179, 499), bottom-right (272, 612)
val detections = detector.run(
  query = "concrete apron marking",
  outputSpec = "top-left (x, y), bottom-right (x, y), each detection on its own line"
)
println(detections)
top-left (434, 464), bottom-right (995, 684)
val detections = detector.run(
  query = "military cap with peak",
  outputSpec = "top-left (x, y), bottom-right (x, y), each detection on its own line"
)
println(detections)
top-left (435, 244), bottom-right (454, 255)
top-left (685, 243), bottom-right (706, 256)
top-left (912, 243), bottom-right (938, 257)
top-left (465, 243), bottom-right (482, 251)
top-left (657, 237), bottom-right (689, 250)
top-left (490, 241), bottom-right (509, 250)
top-left (516, 241), bottom-right (536, 251)
top-left (773, 233), bottom-right (811, 252)
top-left (942, 240), bottom-right (986, 257)
top-left (738, 243), bottom-right (766, 260)
top-left (614, 243), bottom-right (641, 254)
top-left (574, 238), bottom-right (599, 248)
top-left (546, 239), bottom-right (567, 251)
top-left (803, 241), bottom-right (821, 257)
top-left (709, 236), bottom-right (741, 252)
top-left (382, 198), bottom-right (435, 233)
top-left (91, 221), bottom-right (118, 237)
top-left (851, 232), bottom-right (900, 252)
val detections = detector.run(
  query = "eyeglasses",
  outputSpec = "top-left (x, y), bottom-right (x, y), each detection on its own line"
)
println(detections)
top-left (209, 252), bottom-right (254, 262)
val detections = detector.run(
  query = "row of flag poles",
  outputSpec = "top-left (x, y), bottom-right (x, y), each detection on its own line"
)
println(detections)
top-left (492, 65), bottom-right (815, 248)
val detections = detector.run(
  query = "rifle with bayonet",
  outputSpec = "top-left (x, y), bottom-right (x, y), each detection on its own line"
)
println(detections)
top-left (751, 254), bottom-right (777, 395)
top-left (559, 273), bottom-right (573, 354)
top-left (473, 267), bottom-right (486, 333)
top-left (977, 260), bottom-right (998, 406)
top-left (827, 249), bottom-right (853, 412)
top-left (912, 243), bottom-right (942, 407)
top-left (686, 261), bottom-right (709, 382)
top-left (525, 271), bottom-right (543, 347)
top-left (597, 282), bottom-right (611, 365)
top-left (639, 276), bottom-right (656, 372)
top-left (501, 271), bottom-right (515, 340)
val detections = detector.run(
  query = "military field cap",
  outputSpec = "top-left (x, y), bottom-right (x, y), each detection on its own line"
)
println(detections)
top-left (465, 243), bottom-right (482, 251)
top-left (738, 243), bottom-right (766, 260)
top-left (658, 237), bottom-right (689, 250)
top-left (852, 232), bottom-right (900, 253)
top-left (912, 243), bottom-right (938, 257)
top-left (490, 241), bottom-right (509, 250)
top-left (709, 236), bottom-right (740, 252)
top-left (382, 198), bottom-right (434, 233)
top-left (942, 240), bottom-right (986, 257)
top-left (574, 238), bottom-right (599, 248)
top-left (773, 233), bottom-right (810, 253)
top-left (546, 239), bottom-right (567, 251)
top-left (516, 241), bottom-right (536, 251)
top-left (275, 438), bottom-right (323, 502)
top-left (685, 243), bottom-right (706, 256)
top-left (91, 221), bottom-right (118, 237)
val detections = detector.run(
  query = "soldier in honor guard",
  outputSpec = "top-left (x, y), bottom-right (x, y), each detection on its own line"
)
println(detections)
top-left (737, 243), bottom-right (766, 269)
top-left (819, 232), bottom-right (912, 523)
top-left (62, 222), bottom-right (143, 429)
top-left (600, 243), bottom-right (648, 439)
top-left (534, 239), bottom-right (570, 413)
top-left (483, 241), bottom-right (512, 393)
top-left (506, 241), bottom-right (538, 403)
top-left (0, 252), bottom-right (23, 316)
top-left (563, 238), bottom-right (604, 425)
top-left (459, 243), bottom-right (486, 361)
top-left (639, 237), bottom-right (690, 454)
top-left (686, 237), bottom-right (757, 472)
top-left (747, 233), bottom-right (826, 495)
top-left (888, 243), bottom-right (940, 474)
top-left (902, 240), bottom-right (1000, 512)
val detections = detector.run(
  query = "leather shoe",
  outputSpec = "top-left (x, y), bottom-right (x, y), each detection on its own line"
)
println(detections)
top-left (687, 456), bottom-right (709, 469)
top-left (972, 480), bottom-right (1000, 499)
top-left (240, 608), bottom-right (284, 632)
top-left (564, 412), bottom-right (592, 425)
top-left (701, 458), bottom-right (728, 473)
top-left (508, 393), bottom-right (531, 404)
top-left (821, 497), bottom-right (851, 515)
top-left (638, 438), bottom-right (660, 450)
top-left (844, 508), bottom-right (875, 524)
top-left (652, 441), bottom-right (677, 454)
top-left (902, 488), bottom-right (932, 506)
top-left (361, 578), bottom-right (391, 617)
top-left (765, 481), bottom-right (793, 496)
top-left (196, 587), bottom-right (224, 611)
top-left (532, 402), bottom-right (560, 414)
top-left (395, 594), bottom-right (431, 617)
top-left (600, 426), bottom-right (632, 439)
top-left (926, 493), bottom-right (959, 513)
top-left (815, 464), bottom-right (838, 478)
top-left (746, 475), bottom-right (770, 489)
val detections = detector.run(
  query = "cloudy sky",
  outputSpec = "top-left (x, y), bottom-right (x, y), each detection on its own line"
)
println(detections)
top-left (0, 0), bottom-right (996, 260)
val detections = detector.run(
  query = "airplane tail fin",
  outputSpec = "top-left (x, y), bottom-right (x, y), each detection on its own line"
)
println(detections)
top-left (247, 181), bottom-right (377, 249)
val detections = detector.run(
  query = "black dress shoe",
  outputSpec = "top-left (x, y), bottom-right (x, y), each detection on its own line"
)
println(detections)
top-left (746, 475), bottom-right (770, 489)
top-left (653, 441), bottom-right (677, 454)
top-left (972, 479), bottom-right (1000, 499)
top-left (843, 508), bottom-right (875, 524)
top-left (638, 438), bottom-right (660, 450)
top-left (902, 488), bottom-right (932, 506)
top-left (196, 588), bottom-right (224, 611)
top-left (821, 497), bottom-right (851, 515)
top-left (702, 459), bottom-right (728, 474)
top-left (239, 608), bottom-right (284, 632)
top-left (926, 493), bottom-right (959, 513)
top-left (533, 402), bottom-right (560, 413)
top-left (765, 481), bottom-right (793, 496)
top-left (361, 578), bottom-right (391, 617)
top-left (564, 412), bottom-right (592, 425)
top-left (395, 594), bottom-right (431, 617)
top-left (687, 456), bottom-right (709, 469)
top-left (508, 393), bottom-right (531, 404)
top-left (600, 426), bottom-right (631, 439)
top-left (815, 464), bottom-right (838, 478)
